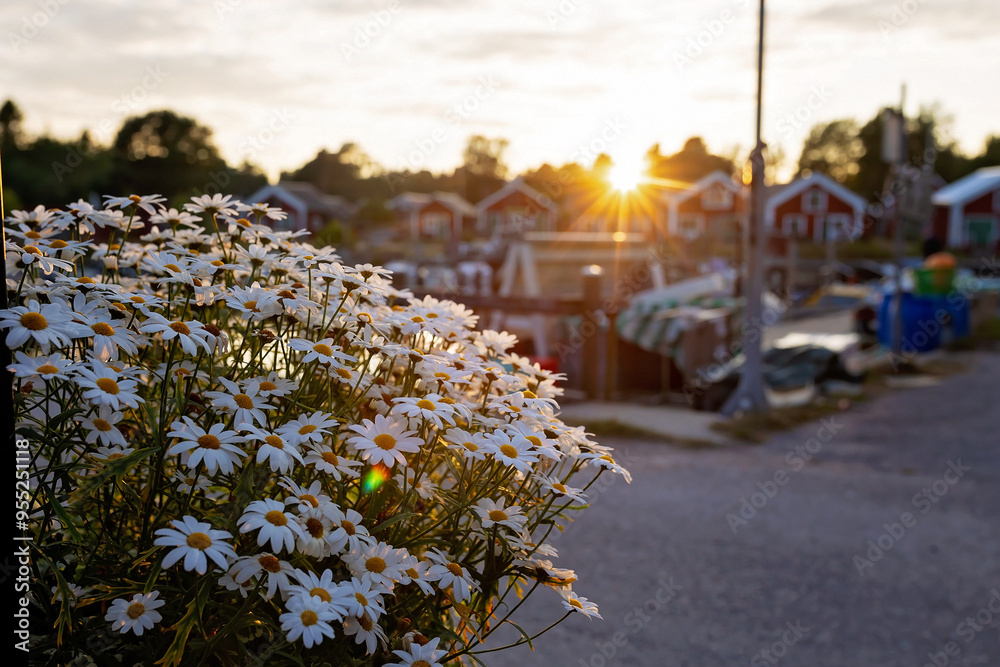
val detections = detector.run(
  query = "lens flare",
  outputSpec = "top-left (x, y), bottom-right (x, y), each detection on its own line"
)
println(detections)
top-left (363, 464), bottom-right (390, 493)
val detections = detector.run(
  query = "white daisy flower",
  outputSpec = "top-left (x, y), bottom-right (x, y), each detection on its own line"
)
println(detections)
top-left (78, 407), bottom-right (128, 448)
top-left (341, 578), bottom-right (386, 620)
top-left (279, 592), bottom-right (339, 649)
top-left (441, 428), bottom-right (490, 461)
top-left (104, 193), bottom-right (165, 216)
top-left (578, 451), bottom-right (633, 483)
top-left (166, 418), bottom-right (245, 476)
top-left (239, 499), bottom-right (303, 554)
top-left (473, 498), bottom-right (527, 532)
top-left (288, 337), bottom-right (357, 367)
top-left (7, 351), bottom-right (74, 384)
top-left (244, 372), bottom-right (298, 398)
top-left (16, 244), bottom-right (75, 274)
top-left (303, 446), bottom-right (363, 480)
top-left (386, 636), bottom-right (448, 667)
top-left (295, 508), bottom-right (336, 558)
top-left (154, 516), bottom-right (237, 574)
top-left (392, 393), bottom-right (456, 428)
top-left (326, 508), bottom-right (373, 555)
top-left (558, 589), bottom-right (602, 619)
top-left (397, 557), bottom-right (436, 595)
top-left (287, 568), bottom-right (352, 619)
top-left (51, 583), bottom-right (87, 608)
top-left (228, 553), bottom-right (295, 600)
top-left (0, 299), bottom-right (86, 351)
top-left (184, 193), bottom-right (238, 217)
top-left (104, 590), bottom-right (165, 636)
top-left (72, 364), bottom-right (144, 410)
top-left (279, 479), bottom-right (336, 517)
top-left (345, 541), bottom-right (407, 590)
top-left (539, 476), bottom-right (588, 504)
top-left (204, 378), bottom-right (275, 429)
top-left (278, 411), bottom-right (339, 447)
top-left (346, 414), bottom-right (424, 469)
top-left (140, 314), bottom-right (214, 356)
top-left (425, 550), bottom-right (479, 603)
top-left (344, 613), bottom-right (388, 655)
top-left (483, 431), bottom-right (539, 473)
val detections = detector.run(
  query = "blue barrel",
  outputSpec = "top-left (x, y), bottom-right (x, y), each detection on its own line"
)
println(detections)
top-left (878, 292), bottom-right (969, 353)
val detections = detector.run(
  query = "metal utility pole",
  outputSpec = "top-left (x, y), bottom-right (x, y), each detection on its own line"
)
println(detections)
top-left (891, 85), bottom-right (907, 357)
top-left (722, 0), bottom-right (769, 416)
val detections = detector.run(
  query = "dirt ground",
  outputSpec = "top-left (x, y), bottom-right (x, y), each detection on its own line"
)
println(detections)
top-left (487, 351), bottom-right (1000, 667)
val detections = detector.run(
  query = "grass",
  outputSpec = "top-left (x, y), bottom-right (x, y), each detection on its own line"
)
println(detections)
top-left (711, 400), bottom-right (854, 444)
top-left (568, 419), bottom-right (719, 449)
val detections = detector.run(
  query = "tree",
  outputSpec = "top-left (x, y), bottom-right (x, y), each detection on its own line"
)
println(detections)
top-left (110, 110), bottom-right (226, 198)
top-left (795, 119), bottom-right (864, 185)
top-left (0, 99), bottom-right (25, 151)
top-left (646, 137), bottom-right (735, 183)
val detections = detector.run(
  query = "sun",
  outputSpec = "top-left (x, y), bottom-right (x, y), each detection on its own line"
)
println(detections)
top-left (607, 160), bottom-right (645, 193)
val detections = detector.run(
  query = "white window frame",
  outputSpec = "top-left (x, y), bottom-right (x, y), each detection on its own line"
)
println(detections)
top-left (422, 212), bottom-right (450, 237)
top-left (824, 213), bottom-right (851, 241)
top-left (702, 187), bottom-right (733, 210)
top-left (802, 189), bottom-right (828, 214)
top-left (678, 213), bottom-right (702, 238)
top-left (782, 213), bottom-right (808, 238)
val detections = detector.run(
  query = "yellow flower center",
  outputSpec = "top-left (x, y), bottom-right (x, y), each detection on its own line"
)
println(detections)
top-left (259, 555), bottom-right (281, 573)
top-left (359, 614), bottom-right (374, 632)
top-left (112, 302), bottom-right (128, 311)
top-left (321, 452), bottom-right (339, 465)
top-left (335, 368), bottom-right (352, 379)
top-left (96, 378), bottom-right (120, 395)
top-left (488, 510), bottom-right (508, 522)
top-left (416, 399), bottom-right (435, 410)
top-left (446, 563), bottom-right (463, 577)
top-left (19, 312), bottom-right (48, 331)
top-left (264, 435), bottom-right (283, 449)
top-left (25, 231), bottom-right (41, 239)
top-left (163, 263), bottom-right (181, 273)
top-left (507, 405), bottom-right (522, 413)
top-left (49, 239), bottom-right (68, 249)
top-left (553, 483), bottom-right (567, 493)
top-left (305, 517), bottom-right (324, 538)
top-left (128, 195), bottom-right (142, 203)
top-left (237, 218), bottom-right (251, 228)
top-left (259, 381), bottom-right (277, 391)
top-left (300, 610), bottom-right (318, 627)
top-left (129, 295), bottom-right (146, 303)
top-left (463, 442), bottom-right (478, 452)
top-left (91, 322), bottom-right (115, 336)
top-left (526, 436), bottom-right (542, 448)
top-left (427, 312), bottom-right (439, 319)
top-left (174, 368), bottom-right (191, 377)
top-left (93, 418), bottom-right (113, 432)
top-left (233, 394), bottom-right (254, 409)
top-left (265, 510), bottom-right (288, 526)
top-left (300, 494), bottom-right (319, 507)
top-left (197, 434), bottom-right (220, 450)
top-left (354, 592), bottom-right (368, 606)
top-left (405, 567), bottom-right (419, 579)
top-left (298, 424), bottom-right (317, 435)
top-left (600, 455), bottom-right (615, 464)
top-left (36, 364), bottom-right (59, 375)
top-left (341, 520), bottom-right (356, 536)
top-left (523, 390), bottom-right (538, 399)
top-left (313, 343), bottom-right (333, 356)
top-left (76, 277), bottom-right (96, 284)
top-left (366, 557), bottom-right (386, 574)
top-left (373, 434), bottom-right (396, 451)
top-left (170, 321), bottom-right (191, 335)
top-left (23, 245), bottom-right (42, 256)
top-left (440, 397), bottom-right (455, 404)
top-left (410, 315), bottom-right (425, 323)
top-left (243, 300), bottom-right (259, 312)
top-left (434, 372), bottom-right (450, 379)
top-left (310, 587), bottom-right (331, 602)
top-left (186, 532), bottom-right (212, 550)
top-left (211, 260), bottom-right (225, 267)
top-left (499, 444), bottom-right (518, 458)
top-left (358, 312), bottom-right (372, 322)
top-left (569, 598), bottom-right (583, 609)
top-left (126, 602), bottom-right (146, 619)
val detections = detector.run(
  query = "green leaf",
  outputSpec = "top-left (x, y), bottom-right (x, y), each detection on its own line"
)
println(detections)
top-left (68, 447), bottom-right (157, 505)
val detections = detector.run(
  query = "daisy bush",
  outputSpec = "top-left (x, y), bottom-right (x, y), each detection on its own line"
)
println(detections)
top-left (6, 194), bottom-right (630, 665)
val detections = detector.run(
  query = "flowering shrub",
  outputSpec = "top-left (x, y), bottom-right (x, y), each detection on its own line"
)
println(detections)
top-left (5, 194), bottom-right (630, 665)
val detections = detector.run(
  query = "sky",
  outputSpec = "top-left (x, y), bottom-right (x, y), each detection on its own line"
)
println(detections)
top-left (3, 0), bottom-right (999, 183)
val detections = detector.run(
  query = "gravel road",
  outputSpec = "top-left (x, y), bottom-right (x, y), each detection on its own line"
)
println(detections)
top-left (487, 351), bottom-right (1000, 667)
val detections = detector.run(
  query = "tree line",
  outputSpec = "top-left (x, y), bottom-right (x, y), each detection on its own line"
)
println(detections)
top-left (1, 99), bottom-right (996, 222)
